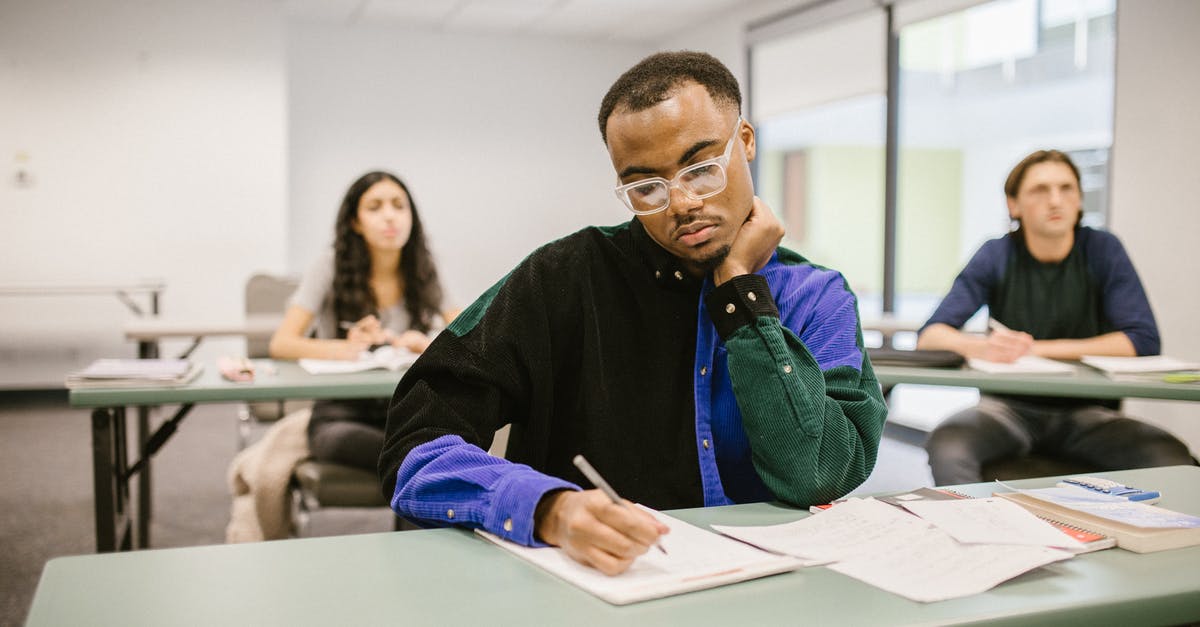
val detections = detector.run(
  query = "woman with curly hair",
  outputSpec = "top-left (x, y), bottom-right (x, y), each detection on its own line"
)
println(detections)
top-left (269, 170), bottom-right (452, 470)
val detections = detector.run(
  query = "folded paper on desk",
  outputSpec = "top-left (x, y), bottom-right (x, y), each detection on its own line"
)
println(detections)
top-left (967, 355), bottom-right (1074, 375)
top-left (713, 498), bottom-right (1072, 603)
top-left (65, 358), bottom-right (202, 388)
top-left (813, 487), bottom-right (1116, 553)
top-left (299, 346), bottom-right (418, 375)
top-left (476, 507), bottom-right (805, 605)
top-left (995, 488), bottom-right (1200, 553)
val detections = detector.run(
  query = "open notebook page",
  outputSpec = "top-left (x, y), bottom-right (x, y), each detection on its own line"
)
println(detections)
top-left (476, 507), bottom-right (806, 605)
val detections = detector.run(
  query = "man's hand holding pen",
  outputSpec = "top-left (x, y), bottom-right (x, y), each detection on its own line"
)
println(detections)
top-left (533, 489), bottom-right (670, 576)
top-left (984, 318), bottom-right (1034, 363)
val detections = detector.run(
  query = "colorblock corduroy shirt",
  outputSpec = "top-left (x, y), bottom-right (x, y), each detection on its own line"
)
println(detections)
top-left (379, 219), bottom-right (887, 546)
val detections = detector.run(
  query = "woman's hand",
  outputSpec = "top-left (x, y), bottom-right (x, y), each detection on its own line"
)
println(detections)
top-left (390, 330), bottom-right (433, 353)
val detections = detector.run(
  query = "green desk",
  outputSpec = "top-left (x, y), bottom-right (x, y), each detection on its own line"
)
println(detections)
top-left (874, 364), bottom-right (1200, 402)
top-left (69, 361), bottom-right (404, 552)
top-left (28, 466), bottom-right (1200, 626)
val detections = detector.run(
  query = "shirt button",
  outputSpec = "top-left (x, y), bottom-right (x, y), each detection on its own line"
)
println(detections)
top-left (700, 366), bottom-right (707, 376)
top-left (725, 303), bottom-right (736, 314)
top-left (748, 291), bottom-right (757, 301)
top-left (674, 270), bottom-right (683, 280)
top-left (783, 364), bottom-right (793, 374)
top-left (702, 439), bottom-right (710, 450)
top-left (446, 509), bottom-right (455, 519)
top-left (503, 518), bottom-right (513, 532)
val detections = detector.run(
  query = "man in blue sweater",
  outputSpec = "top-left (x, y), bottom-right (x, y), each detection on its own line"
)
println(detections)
top-left (917, 149), bottom-right (1192, 484)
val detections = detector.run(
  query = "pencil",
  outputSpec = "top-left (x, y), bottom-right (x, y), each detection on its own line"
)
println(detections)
top-left (572, 454), bottom-right (667, 555)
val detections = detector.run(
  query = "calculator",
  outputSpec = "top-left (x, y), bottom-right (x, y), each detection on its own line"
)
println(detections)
top-left (1056, 476), bottom-right (1161, 503)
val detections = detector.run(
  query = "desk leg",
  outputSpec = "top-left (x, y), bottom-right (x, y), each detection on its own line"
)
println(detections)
top-left (136, 338), bottom-right (158, 550)
top-left (92, 407), bottom-right (132, 552)
top-left (137, 408), bottom-right (151, 549)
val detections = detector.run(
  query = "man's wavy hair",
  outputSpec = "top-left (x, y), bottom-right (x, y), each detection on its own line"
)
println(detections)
top-left (332, 171), bottom-right (443, 334)
top-left (597, 50), bottom-right (742, 144)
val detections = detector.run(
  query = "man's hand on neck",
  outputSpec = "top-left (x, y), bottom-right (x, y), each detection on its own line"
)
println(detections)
top-left (712, 196), bottom-right (784, 285)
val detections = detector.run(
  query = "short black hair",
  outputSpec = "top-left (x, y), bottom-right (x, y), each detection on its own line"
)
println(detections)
top-left (598, 50), bottom-right (742, 144)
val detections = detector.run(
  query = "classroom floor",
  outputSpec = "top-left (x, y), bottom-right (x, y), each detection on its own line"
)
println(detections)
top-left (0, 390), bottom-right (934, 626)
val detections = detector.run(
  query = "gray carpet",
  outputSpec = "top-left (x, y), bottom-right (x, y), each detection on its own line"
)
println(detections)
top-left (0, 391), bottom-right (392, 626)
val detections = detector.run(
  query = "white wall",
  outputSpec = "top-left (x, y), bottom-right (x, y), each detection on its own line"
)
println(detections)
top-left (0, 0), bottom-right (287, 377)
top-left (286, 24), bottom-right (650, 306)
top-left (1109, 0), bottom-right (1200, 451)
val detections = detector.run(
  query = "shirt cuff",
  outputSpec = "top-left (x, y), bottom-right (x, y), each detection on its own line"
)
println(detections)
top-left (486, 468), bottom-right (579, 547)
top-left (706, 274), bottom-right (779, 340)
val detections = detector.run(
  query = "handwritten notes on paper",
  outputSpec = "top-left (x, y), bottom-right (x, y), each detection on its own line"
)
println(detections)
top-left (900, 497), bottom-right (1085, 549)
top-left (476, 507), bottom-right (805, 605)
top-left (714, 498), bottom-right (1073, 603)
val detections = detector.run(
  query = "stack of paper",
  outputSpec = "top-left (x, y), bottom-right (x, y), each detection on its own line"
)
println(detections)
top-left (714, 498), bottom-right (1074, 603)
top-left (66, 359), bottom-right (202, 388)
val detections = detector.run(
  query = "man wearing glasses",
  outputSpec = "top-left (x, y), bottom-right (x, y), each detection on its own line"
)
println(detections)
top-left (380, 51), bottom-right (886, 575)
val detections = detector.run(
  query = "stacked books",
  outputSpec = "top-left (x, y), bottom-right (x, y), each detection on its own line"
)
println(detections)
top-left (996, 485), bottom-right (1200, 553)
top-left (65, 358), bottom-right (202, 389)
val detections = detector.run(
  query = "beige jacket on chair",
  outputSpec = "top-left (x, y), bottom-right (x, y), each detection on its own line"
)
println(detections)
top-left (225, 408), bottom-right (311, 542)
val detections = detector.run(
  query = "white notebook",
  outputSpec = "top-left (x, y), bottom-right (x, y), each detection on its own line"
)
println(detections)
top-left (476, 508), bottom-right (805, 605)
top-left (967, 355), bottom-right (1074, 375)
top-left (298, 345), bottom-right (418, 375)
top-left (1081, 355), bottom-right (1200, 374)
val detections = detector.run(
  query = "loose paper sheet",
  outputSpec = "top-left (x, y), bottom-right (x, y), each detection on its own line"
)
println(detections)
top-left (714, 498), bottom-right (1072, 603)
top-left (901, 497), bottom-right (1084, 549)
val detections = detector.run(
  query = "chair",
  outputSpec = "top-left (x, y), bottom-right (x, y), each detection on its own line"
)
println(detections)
top-left (237, 273), bottom-right (309, 449)
top-left (238, 272), bottom-right (397, 535)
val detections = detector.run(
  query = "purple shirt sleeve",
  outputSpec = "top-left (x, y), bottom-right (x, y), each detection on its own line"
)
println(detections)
top-left (391, 434), bottom-right (580, 546)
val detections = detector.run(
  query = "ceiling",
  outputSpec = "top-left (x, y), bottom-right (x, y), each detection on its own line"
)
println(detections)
top-left (277, 0), bottom-right (763, 43)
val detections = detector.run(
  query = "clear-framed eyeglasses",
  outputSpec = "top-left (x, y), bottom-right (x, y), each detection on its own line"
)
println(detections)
top-left (614, 117), bottom-right (743, 216)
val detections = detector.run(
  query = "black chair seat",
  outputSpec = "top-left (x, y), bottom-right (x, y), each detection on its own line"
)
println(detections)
top-left (293, 460), bottom-right (387, 508)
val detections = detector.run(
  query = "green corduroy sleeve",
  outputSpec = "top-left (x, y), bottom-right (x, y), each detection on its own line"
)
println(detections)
top-left (706, 274), bottom-right (887, 507)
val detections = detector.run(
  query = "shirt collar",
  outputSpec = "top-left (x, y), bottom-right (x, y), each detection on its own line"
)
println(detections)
top-left (629, 218), bottom-right (705, 292)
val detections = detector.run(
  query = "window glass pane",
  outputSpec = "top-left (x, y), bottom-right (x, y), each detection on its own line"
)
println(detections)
top-left (894, 0), bottom-right (1115, 324)
top-left (750, 12), bottom-right (886, 321)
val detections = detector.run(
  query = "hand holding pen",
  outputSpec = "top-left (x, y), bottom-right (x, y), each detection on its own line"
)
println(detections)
top-left (531, 456), bottom-right (670, 576)
top-left (573, 455), bottom-right (667, 555)
top-left (339, 316), bottom-right (389, 350)
top-left (984, 318), bottom-right (1034, 363)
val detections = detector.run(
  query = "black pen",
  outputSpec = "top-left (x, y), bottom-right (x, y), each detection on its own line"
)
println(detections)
top-left (572, 454), bottom-right (667, 555)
